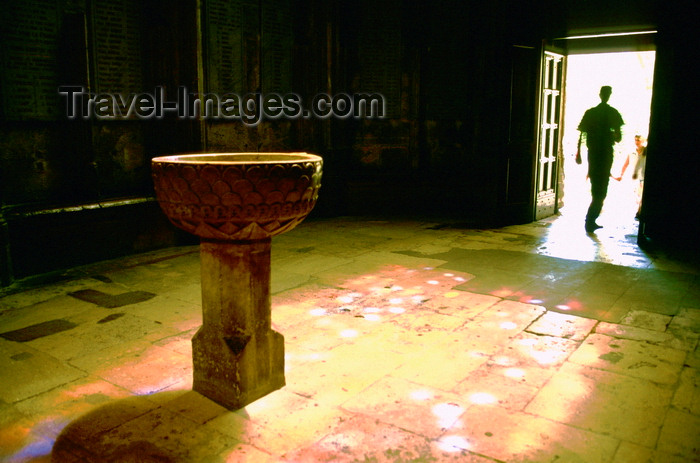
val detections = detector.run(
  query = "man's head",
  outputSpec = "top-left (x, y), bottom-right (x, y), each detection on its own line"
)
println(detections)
top-left (599, 86), bottom-right (612, 103)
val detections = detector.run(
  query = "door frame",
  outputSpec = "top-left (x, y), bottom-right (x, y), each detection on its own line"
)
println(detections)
top-left (503, 41), bottom-right (565, 225)
top-left (502, 30), bottom-right (657, 226)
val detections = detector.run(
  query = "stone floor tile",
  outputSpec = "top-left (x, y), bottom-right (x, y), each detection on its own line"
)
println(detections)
top-left (340, 376), bottom-right (468, 439)
top-left (12, 376), bottom-right (134, 440)
top-left (152, 281), bottom-right (202, 306)
top-left (576, 266), bottom-right (639, 296)
top-left (503, 288), bottom-right (573, 312)
top-left (210, 389), bottom-right (349, 456)
top-left (687, 343), bottom-right (700, 369)
top-left (152, 328), bottom-right (197, 357)
top-left (668, 307), bottom-right (700, 334)
top-left (65, 338), bottom-right (151, 372)
top-left (453, 268), bottom-right (539, 298)
top-left (390, 310), bottom-right (468, 333)
top-left (665, 328), bottom-right (700, 356)
top-left (322, 254), bottom-right (447, 284)
top-left (656, 408), bottom-right (700, 459)
top-left (619, 309), bottom-right (672, 331)
top-left (671, 367), bottom-right (700, 416)
top-left (281, 413), bottom-right (495, 462)
top-left (309, 260), bottom-right (379, 285)
top-left (271, 270), bottom-right (314, 294)
top-left (120, 294), bottom-right (201, 330)
top-left (602, 304), bottom-right (643, 324)
top-left (87, 246), bottom-right (200, 282)
top-left (1, 435), bottom-right (54, 463)
top-left (468, 300), bottom-right (546, 335)
top-left (341, 219), bottom-right (426, 240)
top-left (451, 404), bottom-right (619, 463)
top-left (300, 234), bottom-right (390, 259)
top-left (390, 331), bottom-right (492, 391)
top-left (272, 284), bottom-right (354, 330)
top-left (284, 310), bottom-right (382, 353)
top-left (274, 253), bottom-right (351, 278)
top-left (518, 266), bottom-right (595, 294)
top-left (595, 321), bottom-right (695, 351)
top-left (630, 268), bottom-right (696, 292)
top-left (525, 362), bottom-right (673, 447)
top-left (492, 332), bottom-right (581, 369)
top-left (454, 365), bottom-right (540, 411)
top-left (71, 266), bottom-right (174, 298)
top-left (610, 292), bottom-right (683, 317)
top-left (0, 277), bottom-right (112, 311)
top-left (284, 325), bottom-right (355, 353)
top-left (555, 290), bottom-right (623, 321)
top-left (395, 266), bottom-right (470, 294)
top-left (402, 239), bottom-right (459, 255)
top-left (362, 264), bottom-right (453, 290)
top-left (485, 358), bottom-right (557, 390)
top-left (73, 344), bottom-right (192, 396)
top-left (67, 288), bottom-right (157, 309)
top-left (159, 390), bottom-right (230, 425)
top-left (0, 339), bottom-right (86, 403)
top-left (526, 311), bottom-right (598, 341)
top-left (681, 288), bottom-right (700, 311)
top-left (284, 338), bottom-right (406, 406)
top-left (51, 395), bottom-right (160, 449)
top-left (158, 377), bottom-right (193, 395)
top-left (53, 402), bottom-right (237, 462)
top-left (618, 286), bottom-right (684, 316)
top-left (568, 333), bottom-right (686, 384)
top-left (650, 258), bottom-right (700, 274)
top-left (612, 441), bottom-right (689, 463)
top-left (219, 443), bottom-right (278, 462)
top-left (0, 296), bottom-right (94, 334)
top-left (354, 284), bottom-right (456, 316)
top-left (0, 401), bottom-right (52, 462)
top-left (25, 311), bottom-right (181, 362)
top-left (422, 290), bottom-right (500, 315)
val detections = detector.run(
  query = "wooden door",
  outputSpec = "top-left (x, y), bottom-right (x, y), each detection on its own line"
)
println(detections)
top-left (535, 50), bottom-right (565, 219)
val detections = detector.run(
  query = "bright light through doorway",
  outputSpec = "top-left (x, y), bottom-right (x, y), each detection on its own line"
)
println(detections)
top-left (561, 51), bottom-right (656, 226)
top-left (539, 51), bottom-right (656, 266)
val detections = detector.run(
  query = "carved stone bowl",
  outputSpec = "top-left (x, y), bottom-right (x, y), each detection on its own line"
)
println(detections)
top-left (152, 153), bottom-right (323, 240)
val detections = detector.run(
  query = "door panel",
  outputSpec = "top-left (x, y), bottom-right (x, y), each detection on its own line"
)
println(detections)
top-left (535, 50), bottom-right (565, 219)
top-left (504, 44), bottom-right (566, 224)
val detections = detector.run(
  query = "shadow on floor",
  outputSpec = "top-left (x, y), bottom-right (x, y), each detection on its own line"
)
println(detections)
top-left (51, 391), bottom-right (244, 463)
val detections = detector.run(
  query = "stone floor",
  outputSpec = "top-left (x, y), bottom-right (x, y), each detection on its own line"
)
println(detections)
top-left (1, 205), bottom-right (699, 462)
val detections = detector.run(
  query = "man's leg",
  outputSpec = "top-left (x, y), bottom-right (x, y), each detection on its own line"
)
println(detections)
top-left (586, 173), bottom-right (609, 231)
top-left (585, 151), bottom-right (613, 232)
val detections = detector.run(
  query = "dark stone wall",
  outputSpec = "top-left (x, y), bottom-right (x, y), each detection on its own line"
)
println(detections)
top-left (310, 0), bottom-right (566, 220)
top-left (0, 0), bottom-right (200, 285)
top-left (637, 2), bottom-right (700, 252)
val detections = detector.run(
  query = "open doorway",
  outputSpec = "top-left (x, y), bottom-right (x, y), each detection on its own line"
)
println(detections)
top-left (535, 49), bottom-right (657, 266)
top-left (560, 50), bottom-right (656, 230)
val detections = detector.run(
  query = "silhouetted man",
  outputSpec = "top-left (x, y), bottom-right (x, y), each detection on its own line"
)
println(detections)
top-left (577, 85), bottom-right (624, 233)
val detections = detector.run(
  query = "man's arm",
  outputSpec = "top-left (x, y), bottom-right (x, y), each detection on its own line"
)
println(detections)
top-left (613, 109), bottom-right (624, 143)
top-left (612, 126), bottom-right (622, 143)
